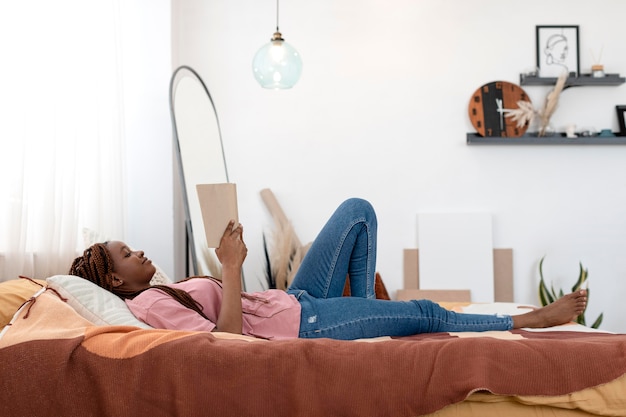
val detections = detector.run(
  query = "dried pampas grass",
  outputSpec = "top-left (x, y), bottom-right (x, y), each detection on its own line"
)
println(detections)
top-left (506, 100), bottom-right (536, 129)
top-left (537, 71), bottom-right (568, 136)
top-left (504, 71), bottom-right (568, 136)
top-left (264, 217), bottom-right (307, 290)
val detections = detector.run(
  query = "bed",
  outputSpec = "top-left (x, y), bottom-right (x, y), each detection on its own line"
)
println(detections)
top-left (1, 276), bottom-right (625, 417)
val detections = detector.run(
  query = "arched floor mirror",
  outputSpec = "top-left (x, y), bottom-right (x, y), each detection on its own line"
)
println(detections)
top-left (169, 66), bottom-right (245, 289)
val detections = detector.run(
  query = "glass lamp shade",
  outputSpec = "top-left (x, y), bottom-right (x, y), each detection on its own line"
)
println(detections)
top-left (252, 32), bottom-right (302, 89)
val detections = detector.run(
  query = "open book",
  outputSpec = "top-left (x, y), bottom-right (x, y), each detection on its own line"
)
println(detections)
top-left (196, 183), bottom-right (239, 248)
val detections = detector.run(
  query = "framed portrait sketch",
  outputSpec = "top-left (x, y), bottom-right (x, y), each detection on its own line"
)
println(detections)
top-left (617, 105), bottom-right (626, 136)
top-left (536, 25), bottom-right (580, 78)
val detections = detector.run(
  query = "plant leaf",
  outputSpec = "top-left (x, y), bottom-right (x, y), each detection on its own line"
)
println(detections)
top-left (550, 282), bottom-right (559, 300)
top-left (538, 256), bottom-right (554, 306)
top-left (591, 313), bottom-right (604, 329)
top-left (539, 280), bottom-right (551, 306)
top-left (572, 262), bottom-right (587, 292)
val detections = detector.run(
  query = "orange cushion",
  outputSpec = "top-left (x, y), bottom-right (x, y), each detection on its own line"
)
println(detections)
top-left (0, 278), bottom-right (46, 326)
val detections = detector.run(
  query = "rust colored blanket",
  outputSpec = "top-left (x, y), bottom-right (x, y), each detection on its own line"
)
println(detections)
top-left (1, 291), bottom-right (625, 417)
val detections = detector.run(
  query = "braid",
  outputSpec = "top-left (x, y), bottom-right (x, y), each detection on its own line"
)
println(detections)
top-left (69, 243), bottom-right (116, 291)
top-left (69, 243), bottom-right (210, 321)
top-left (150, 285), bottom-right (210, 320)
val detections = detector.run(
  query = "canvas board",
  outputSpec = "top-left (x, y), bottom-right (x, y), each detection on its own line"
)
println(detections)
top-left (196, 183), bottom-right (239, 248)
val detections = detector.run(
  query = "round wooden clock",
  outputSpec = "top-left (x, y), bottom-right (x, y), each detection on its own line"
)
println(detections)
top-left (468, 81), bottom-right (532, 137)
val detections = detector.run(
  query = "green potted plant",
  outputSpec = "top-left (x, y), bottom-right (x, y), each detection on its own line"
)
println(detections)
top-left (538, 256), bottom-right (603, 329)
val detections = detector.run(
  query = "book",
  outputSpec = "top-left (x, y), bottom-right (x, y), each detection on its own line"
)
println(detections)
top-left (196, 183), bottom-right (239, 248)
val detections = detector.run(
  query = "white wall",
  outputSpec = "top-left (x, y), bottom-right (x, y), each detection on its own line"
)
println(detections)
top-left (167, 0), bottom-right (626, 332)
top-left (121, 1), bottom-right (174, 277)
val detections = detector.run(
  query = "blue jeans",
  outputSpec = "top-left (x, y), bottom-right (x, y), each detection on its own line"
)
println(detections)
top-left (288, 198), bottom-right (513, 340)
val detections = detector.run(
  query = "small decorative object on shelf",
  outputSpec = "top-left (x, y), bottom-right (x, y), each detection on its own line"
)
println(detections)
top-left (592, 65), bottom-right (605, 78)
top-left (590, 46), bottom-right (605, 78)
top-left (598, 129), bottom-right (615, 137)
top-left (578, 127), bottom-right (598, 137)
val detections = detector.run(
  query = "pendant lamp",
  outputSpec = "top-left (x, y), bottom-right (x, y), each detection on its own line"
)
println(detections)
top-left (252, 0), bottom-right (302, 89)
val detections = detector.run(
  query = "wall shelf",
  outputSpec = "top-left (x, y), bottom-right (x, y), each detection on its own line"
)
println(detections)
top-left (520, 73), bottom-right (625, 87)
top-left (467, 133), bottom-right (626, 145)
top-left (469, 73), bottom-right (626, 145)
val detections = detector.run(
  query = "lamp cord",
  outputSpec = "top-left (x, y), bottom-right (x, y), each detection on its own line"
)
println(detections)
top-left (276, 0), bottom-right (280, 32)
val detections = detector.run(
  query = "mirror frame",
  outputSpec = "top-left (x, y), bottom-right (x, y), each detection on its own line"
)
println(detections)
top-left (169, 65), bottom-right (229, 278)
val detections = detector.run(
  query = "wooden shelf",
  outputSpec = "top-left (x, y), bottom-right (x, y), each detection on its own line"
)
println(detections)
top-left (520, 73), bottom-right (625, 87)
top-left (467, 133), bottom-right (626, 145)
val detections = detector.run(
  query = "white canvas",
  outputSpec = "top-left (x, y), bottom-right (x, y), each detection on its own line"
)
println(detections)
top-left (417, 213), bottom-right (494, 303)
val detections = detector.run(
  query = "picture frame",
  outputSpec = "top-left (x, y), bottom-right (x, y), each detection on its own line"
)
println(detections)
top-left (617, 105), bottom-right (626, 136)
top-left (536, 25), bottom-right (580, 78)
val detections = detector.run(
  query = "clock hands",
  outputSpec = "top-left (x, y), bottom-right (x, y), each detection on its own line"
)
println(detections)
top-left (495, 98), bottom-right (514, 131)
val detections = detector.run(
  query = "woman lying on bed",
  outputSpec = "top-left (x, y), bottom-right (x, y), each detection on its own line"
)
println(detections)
top-left (69, 198), bottom-right (587, 340)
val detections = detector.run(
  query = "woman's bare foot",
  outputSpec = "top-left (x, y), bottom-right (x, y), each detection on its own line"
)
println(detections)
top-left (512, 290), bottom-right (587, 329)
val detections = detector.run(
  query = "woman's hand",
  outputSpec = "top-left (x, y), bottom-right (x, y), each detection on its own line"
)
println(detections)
top-left (215, 220), bottom-right (248, 269)
top-left (214, 220), bottom-right (246, 335)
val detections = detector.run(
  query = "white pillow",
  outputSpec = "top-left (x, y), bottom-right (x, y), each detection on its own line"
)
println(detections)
top-left (81, 227), bottom-right (173, 285)
top-left (46, 274), bottom-right (153, 329)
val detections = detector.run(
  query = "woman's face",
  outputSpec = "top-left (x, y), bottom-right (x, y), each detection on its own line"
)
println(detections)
top-left (106, 241), bottom-right (156, 292)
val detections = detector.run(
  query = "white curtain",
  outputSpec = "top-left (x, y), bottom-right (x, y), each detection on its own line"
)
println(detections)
top-left (0, 0), bottom-right (126, 280)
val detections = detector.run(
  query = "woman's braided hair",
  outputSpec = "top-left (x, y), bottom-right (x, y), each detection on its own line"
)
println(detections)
top-left (69, 243), bottom-right (210, 320)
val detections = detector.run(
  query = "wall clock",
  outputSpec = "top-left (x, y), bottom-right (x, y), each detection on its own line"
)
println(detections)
top-left (468, 81), bottom-right (532, 137)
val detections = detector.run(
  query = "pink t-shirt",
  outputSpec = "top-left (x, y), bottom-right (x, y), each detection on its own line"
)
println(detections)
top-left (125, 278), bottom-right (301, 340)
